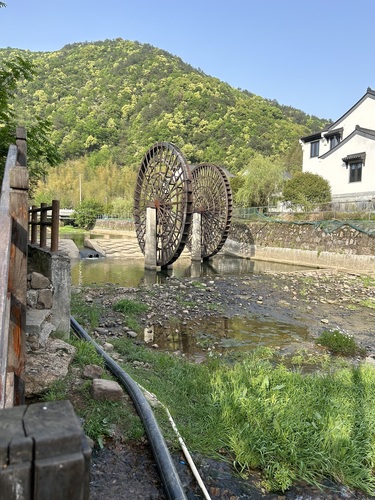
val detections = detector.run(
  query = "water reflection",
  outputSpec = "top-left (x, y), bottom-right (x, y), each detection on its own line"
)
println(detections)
top-left (150, 315), bottom-right (310, 359)
top-left (71, 254), bottom-right (309, 288)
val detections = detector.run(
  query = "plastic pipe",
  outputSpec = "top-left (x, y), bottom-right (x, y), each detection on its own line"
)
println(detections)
top-left (70, 316), bottom-right (187, 500)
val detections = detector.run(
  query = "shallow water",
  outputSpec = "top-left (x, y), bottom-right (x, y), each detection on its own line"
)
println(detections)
top-left (71, 254), bottom-right (310, 288)
top-left (145, 315), bottom-right (310, 360)
top-left (70, 245), bottom-right (313, 357)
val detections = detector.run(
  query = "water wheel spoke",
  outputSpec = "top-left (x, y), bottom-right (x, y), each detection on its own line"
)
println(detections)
top-left (190, 163), bottom-right (233, 259)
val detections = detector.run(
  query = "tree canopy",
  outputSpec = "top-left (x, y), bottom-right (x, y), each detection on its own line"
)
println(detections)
top-left (283, 171), bottom-right (332, 211)
top-left (0, 38), bottom-right (331, 209)
top-left (0, 5), bottom-right (59, 183)
top-left (1, 40), bottom-right (328, 175)
top-left (234, 155), bottom-right (285, 207)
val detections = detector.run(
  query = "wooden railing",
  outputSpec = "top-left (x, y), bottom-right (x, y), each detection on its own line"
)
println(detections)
top-left (29, 200), bottom-right (60, 252)
top-left (0, 127), bottom-right (28, 408)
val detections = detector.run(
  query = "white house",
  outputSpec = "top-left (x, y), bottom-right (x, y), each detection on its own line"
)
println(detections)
top-left (300, 87), bottom-right (375, 203)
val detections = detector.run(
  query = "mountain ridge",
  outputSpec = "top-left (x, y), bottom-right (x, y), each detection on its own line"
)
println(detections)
top-left (0, 38), bottom-right (329, 173)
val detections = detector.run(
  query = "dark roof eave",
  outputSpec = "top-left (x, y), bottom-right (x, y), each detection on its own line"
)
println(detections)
top-left (324, 127), bottom-right (343, 139)
top-left (300, 132), bottom-right (322, 143)
top-left (342, 152), bottom-right (366, 164)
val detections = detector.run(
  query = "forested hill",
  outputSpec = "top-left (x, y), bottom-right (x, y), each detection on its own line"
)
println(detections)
top-left (1, 38), bottom-right (328, 174)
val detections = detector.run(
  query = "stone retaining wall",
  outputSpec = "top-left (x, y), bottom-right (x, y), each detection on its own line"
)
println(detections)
top-left (94, 219), bottom-right (134, 231)
top-left (225, 221), bottom-right (375, 272)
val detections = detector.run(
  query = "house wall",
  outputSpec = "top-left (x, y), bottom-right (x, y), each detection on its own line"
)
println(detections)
top-left (301, 93), bottom-right (375, 201)
top-left (334, 94), bottom-right (375, 138)
top-left (304, 134), bottom-right (375, 199)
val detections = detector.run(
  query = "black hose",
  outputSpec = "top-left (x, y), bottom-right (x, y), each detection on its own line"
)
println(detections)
top-left (70, 316), bottom-right (187, 500)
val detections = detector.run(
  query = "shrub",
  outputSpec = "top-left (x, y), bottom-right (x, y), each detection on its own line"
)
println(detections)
top-left (73, 199), bottom-right (104, 229)
top-left (317, 329), bottom-right (366, 357)
top-left (283, 172), bottom-right (331, 212)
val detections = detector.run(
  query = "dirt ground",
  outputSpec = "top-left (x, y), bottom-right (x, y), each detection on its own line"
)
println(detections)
top-left (81, 268), bottom-right (375, 499)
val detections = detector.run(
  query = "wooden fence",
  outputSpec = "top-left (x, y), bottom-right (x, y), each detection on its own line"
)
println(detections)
top-left (0, 127), bottom-right (29, 408)
top-left (29, 200), bottom-right (60, 252)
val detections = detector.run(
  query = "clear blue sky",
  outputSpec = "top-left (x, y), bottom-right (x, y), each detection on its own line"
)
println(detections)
top-left (1, 0), bottom-right (375, 120)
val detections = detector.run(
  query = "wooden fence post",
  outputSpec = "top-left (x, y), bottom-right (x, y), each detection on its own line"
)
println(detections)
top-left (40, 202), bottom-right (47, 248)
top-left (8, 127), bottom-right (29, 405)
top-left (51, 199), bottom-right (60, 252)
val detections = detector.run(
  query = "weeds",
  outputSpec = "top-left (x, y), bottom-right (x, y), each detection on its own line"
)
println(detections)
top-left (191, 281), bottom-right (206, 289)
top-left (71, 291), bottom-right (102, 329)
top-left (211, 350), bottom-right (375, 493)
top-left (70, 338), bottom-right (105, 367)
top-left (113, 298), bottom-right (148, 332)
top-left (317, 330), bottom-right (367, 357)
top-left (359, 275), bottom-right (375, 288)
top-left (77, 383), bottom-right (144, 447)
top-left (360, 298), bottom-right (375, 309)
top-left (113, 298), bottom-right (148, 315)
top-left (111, 339), bottom-right (375, 494)
top-left (41, 338), bottom-right (144, 447)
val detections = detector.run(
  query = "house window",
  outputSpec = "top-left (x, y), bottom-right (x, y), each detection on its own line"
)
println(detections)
top-left (329, 134), bottom-right (340, 149)
top-left (324, 128), bottom-right (343, 150)
top-left (310, 140), bottom-right (319, 157)
top-left (349, 162), bottom-right (362, 183)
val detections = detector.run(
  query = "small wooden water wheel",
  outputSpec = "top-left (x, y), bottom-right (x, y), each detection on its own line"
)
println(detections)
top-left (133, 142), bottom-right (193, 267)
top-left (190, 163), bottom-right (233, 260)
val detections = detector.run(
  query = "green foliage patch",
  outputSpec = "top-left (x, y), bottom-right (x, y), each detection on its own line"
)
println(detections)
top-left (211, 352), bottom-right (375, 493)
top-left (283, 172), bottom-right (332, 212)
top-left (113, 298), bottom-right (148, 332)
top-left (42, 338), bottom-right (144, 447)
top-left (112, 339), bottom-right (375, 494)
top-left (317, 330), bottom-right (366, 357)
top-left (73, 199), bottom-right (105, 229)
top-left (70, 290), bottom-right (102, 330)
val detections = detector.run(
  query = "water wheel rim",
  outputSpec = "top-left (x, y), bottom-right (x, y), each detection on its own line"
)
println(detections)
top-left (134, 142), bottom-right (193, 267)
top-left (191, 163), bottom-right (233, 260)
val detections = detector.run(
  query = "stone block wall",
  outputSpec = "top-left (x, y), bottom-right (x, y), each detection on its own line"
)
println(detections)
top-left (225, 221), bottom-right (375, 272)
top-left (27, 245), bottom-right (71, 343)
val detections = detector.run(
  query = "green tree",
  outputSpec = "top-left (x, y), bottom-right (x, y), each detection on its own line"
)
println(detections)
top-left (0, 3), bottom-right (59, 182)
top-left (73, 199), bottom-right (104, 229)
top-left (282, 171), bottom-right (331, 212)
top-left (234, 154), bottom-right (285, 207)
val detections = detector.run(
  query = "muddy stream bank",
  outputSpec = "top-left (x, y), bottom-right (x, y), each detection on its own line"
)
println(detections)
top-left (79, 267), bottom-right (375, 500)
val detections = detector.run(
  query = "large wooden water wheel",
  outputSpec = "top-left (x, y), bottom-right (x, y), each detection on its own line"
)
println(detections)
top-left (133, 142), bottom-right (193, 267)
top-left (190, 163), bottom-right (233, 260)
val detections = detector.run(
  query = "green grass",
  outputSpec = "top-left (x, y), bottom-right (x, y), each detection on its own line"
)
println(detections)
top-left (211, 351), bottom-right (375, 493)
top-left (112, 337), bottom-right (225, 452)
top-left (110, 339), bottom-right (375, 494)
top-left (41, 339), bottom-right (144, 447)
top-left (317, 330), bottom-right (367, 357)
top-left (113, 298), bottom-right (148, 315)
top-left (71, 291), bottom-right (102, 330)
top-left (59, 225), bottom-right (85, 234)
top-left (71, 337), bottom-right (105, 367)
top-left (191, 281), bottom-right (207, 289)
top-left (360, 298), bottom-right (375, 309)
top-left (360, 276), bottom-right (375, 288)
top-left (113, 298), bottom-right (148, 332)
top-left (76, 382), bottom-right (144, 447)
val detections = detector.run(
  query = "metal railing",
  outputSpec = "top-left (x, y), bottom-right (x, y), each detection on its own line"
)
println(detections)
top-left (233, 199), bottom-right (375, 221)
